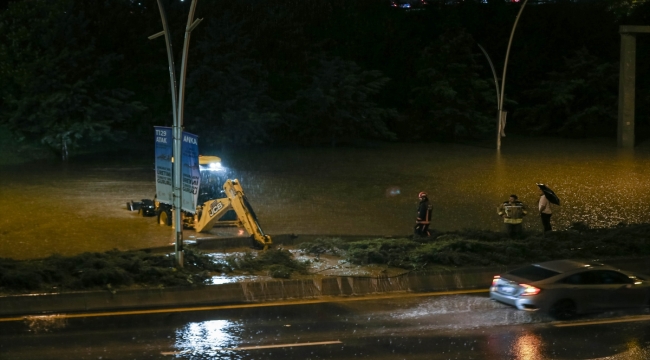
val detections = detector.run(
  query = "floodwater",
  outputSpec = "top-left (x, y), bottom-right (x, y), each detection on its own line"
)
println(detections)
top-left (1, 137), bottom-right (650, 260)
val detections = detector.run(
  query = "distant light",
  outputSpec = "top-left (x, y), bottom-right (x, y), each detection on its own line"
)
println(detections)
top-left (199, 162), bottom-right (225, 172)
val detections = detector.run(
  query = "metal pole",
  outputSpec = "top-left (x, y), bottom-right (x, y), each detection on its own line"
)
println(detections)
top-left (152, 0), bottom-right (183, 267)
top-left (477, 43), bottom-right (501, 150)
top-left (498, 0), bottom-right (529, 151)
top-left (151, 0), bottom-right (202, 267)
top-left (174, 0), bottom-right (202, 267)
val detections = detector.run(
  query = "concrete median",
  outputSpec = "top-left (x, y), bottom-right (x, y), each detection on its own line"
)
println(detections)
top-left (0, 267), bottom-right (507, 317)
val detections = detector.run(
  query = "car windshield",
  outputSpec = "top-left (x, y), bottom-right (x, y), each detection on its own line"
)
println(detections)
top-left (508, 265), bottom-right (561, 282)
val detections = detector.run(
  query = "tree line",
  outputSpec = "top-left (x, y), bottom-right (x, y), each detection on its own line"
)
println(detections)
top-left (0, 0), bottom-right (648, 158)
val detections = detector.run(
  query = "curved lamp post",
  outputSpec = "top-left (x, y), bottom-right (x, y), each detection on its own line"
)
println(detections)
top-left (497, 0), bottom-right (529, 150)
top-left (149, 0), bottom-right (203, 267)
top-left (477, 43), bottom-right (501, 150)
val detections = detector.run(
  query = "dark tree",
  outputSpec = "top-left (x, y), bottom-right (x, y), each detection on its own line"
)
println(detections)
top-left (409, 29), bottom-right (494, 141)
top-left (0, 0), bottom-right (144, 160)
top-left (185, 10), bottom-right (280, 150)
top-left (517, 48), bottom-right (618, 137)
top-left (286, 55), bottom-right (397, 147)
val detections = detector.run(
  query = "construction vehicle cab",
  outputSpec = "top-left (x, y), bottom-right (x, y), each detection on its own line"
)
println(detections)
top-left (153, 155), bottom-right (272, 250)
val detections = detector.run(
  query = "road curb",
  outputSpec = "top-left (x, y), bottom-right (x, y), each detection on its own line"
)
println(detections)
top-left (0, 266), bottom-right (507, 317)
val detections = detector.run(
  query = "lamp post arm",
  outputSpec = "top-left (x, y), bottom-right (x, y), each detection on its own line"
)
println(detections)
top-left (499, 0), bottom-right (529, 119)
top-left (477, 43), bottom-right (502, 150)
top-left (477, 43), bottom-right (500, 107)
top-left (177, 0), bottom-right (200, 130)
top-left (153, 0), bottom-right (179, 130)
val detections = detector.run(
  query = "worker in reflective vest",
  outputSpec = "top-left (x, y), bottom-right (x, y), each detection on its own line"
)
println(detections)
top-left (497, 194), bottom-right (528, 238)
top-left (415, 192), bottom-right (432, 237)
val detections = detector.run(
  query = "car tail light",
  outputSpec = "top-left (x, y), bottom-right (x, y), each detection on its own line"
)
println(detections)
top-left (491, 275), bottom-right (500, 287)
top-left (520, 284), bottom-right (541, 296)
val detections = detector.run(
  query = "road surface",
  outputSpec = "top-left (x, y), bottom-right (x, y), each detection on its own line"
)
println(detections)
top-left (1, 292), bottom-right (649, 359)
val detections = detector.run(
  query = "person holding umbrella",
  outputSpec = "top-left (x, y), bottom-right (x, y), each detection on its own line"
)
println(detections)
top-left (537, 183), bottom-right (560, 234)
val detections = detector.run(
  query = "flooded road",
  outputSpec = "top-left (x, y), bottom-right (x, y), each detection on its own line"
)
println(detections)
top-left (1, 137), bottom-right (650, 260)
top-left (1, 293), bottom-right (649, 359)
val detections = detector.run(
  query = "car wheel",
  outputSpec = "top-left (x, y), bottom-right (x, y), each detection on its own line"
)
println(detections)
top-left (550, 299), bottom-right (577, 320)
top-left (157, 209), bottom-right (172, 226)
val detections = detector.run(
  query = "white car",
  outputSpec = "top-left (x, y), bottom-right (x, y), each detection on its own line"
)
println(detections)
top-left (489, 259), bottom-right (650, 320)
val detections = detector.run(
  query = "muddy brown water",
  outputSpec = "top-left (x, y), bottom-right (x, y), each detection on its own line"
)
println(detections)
top-left (1, 138), bottom-right (650, 260)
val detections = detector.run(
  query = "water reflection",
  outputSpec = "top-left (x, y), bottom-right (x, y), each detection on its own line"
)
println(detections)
top-left (615, 338), bottom-right (648, 360)
top-left (510, 331), bottom-right (543, 360)
top-left (24, 315), bottom-right (68, 333)
top-left (174, 319), bottom-right (243, 359)
top-left (210, 275), bottom-right (269, 284)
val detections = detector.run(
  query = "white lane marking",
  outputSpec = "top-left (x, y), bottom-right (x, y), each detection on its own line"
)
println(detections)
top-left (222, 340), bottom-right (342, 351)
top-left (554, 315), bottom-right (650, 327)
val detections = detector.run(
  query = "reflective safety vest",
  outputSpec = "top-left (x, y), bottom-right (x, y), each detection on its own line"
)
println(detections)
top-left (497, 201), bottom-right (528, 224)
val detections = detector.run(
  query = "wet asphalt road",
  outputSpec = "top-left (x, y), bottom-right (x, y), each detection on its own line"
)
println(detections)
top-left (1, 293), bottom-right (650, 359)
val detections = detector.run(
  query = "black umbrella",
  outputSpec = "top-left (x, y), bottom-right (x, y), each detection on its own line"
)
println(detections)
top-left (537, 183), bottom-right (560, 206)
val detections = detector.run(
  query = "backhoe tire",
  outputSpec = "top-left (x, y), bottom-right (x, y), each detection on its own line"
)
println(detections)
top-left (250, 236), bottom-right (263, 250)
top-left (157, 209), bottom-right (172, 226)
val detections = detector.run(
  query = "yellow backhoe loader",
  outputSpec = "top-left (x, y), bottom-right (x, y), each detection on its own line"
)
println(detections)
top-left (131, 155), bottom-right (272, 250)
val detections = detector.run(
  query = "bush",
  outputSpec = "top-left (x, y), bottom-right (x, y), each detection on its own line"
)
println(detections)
top-left (226, 248), bottom-right (308, 277)
top-left (295, 223), bottom-right (650, 270)
top-left (298, 237), bottom-right (344, 258)
top-left (0, 249), bottom-right (227, 294)
top-left (0, 270), bottom-right (42, 291)
top-left (267, 265), bottom-right (293, 279)
top-left (346, 238), bottom-right (418, 267)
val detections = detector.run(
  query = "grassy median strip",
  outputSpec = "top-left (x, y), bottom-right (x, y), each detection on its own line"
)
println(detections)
top-left (0, 248), bottom-right (308, 294)
top-left (1, 223), bottom-right (649, 295)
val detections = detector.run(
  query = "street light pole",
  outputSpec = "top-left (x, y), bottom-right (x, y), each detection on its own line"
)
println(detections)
top-left (150, 0), bottom-right (202, 267)
top-left (498, 0), bottom-right (529, 151)
top-left (477, 43), bottom-right (501, 151)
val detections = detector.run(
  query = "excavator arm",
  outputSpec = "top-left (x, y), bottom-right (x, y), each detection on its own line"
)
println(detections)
top-left (193, 179), bottom-right (272, 250)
